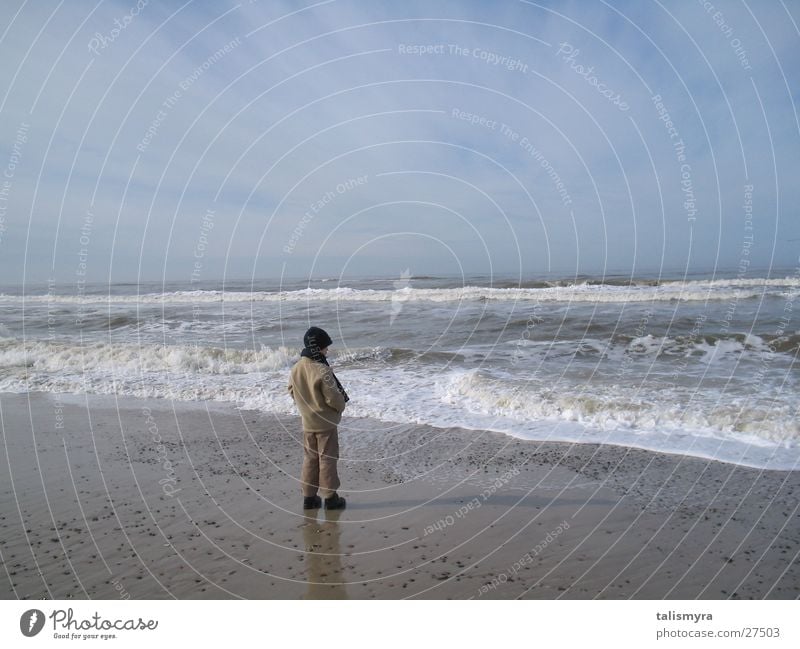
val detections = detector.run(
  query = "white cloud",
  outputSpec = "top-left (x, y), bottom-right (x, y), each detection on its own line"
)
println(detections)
top-left (0, 0), bottom-right (797, 284)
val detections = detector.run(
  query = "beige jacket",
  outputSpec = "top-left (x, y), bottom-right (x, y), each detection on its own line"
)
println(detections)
top-left (288, 356), bottom-right (347, 432)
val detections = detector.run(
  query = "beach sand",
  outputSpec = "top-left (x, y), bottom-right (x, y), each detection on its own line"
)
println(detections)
top-left (0, 391), bottom-right (797, 599)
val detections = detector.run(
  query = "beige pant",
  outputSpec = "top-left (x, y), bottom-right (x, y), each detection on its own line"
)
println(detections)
top-left (301, 428), bottom-right (340, 498)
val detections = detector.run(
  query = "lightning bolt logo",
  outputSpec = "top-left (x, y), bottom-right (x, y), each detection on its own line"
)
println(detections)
top-left (20, 609), bottom-right (45, 637)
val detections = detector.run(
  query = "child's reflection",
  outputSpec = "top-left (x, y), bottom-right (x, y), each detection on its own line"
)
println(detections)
top-left (301, 509), bottom-right (348, 599)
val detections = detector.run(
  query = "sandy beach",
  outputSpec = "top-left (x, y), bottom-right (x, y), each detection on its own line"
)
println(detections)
top-left (0, 391), bottom-right (798, 600)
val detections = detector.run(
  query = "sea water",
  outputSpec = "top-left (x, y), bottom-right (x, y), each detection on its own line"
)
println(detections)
top-left (1, 271), bottom-right (798, 470)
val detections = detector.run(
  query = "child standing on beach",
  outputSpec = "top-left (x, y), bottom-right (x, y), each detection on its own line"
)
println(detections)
top-left (288, 326), bottom-right (349, 510)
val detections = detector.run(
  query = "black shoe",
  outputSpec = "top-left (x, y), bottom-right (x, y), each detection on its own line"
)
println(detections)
top-left (303, 496), bottom-right (322, 510)
top-left (324, 494), bottom-right (346, 510)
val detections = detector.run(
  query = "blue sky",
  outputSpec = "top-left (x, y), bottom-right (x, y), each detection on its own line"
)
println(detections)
top-left (0, 0), bottom-right (798, 284)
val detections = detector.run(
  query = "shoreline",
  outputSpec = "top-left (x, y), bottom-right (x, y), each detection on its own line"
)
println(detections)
top-left (0, 381), bottom-right (793, 472)
top-left (1, 390), bottom-right (798, 599)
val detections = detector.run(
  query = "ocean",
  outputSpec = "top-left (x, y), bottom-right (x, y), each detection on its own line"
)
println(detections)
top-left (1, 270), bottom-right (798, 470)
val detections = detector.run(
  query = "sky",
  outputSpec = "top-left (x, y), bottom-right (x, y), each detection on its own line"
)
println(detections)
top-left (0, 0), bottom-right (798, 285)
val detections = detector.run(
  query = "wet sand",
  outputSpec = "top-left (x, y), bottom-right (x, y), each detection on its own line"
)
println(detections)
top-left (0, 391), bottom-right (798, 599)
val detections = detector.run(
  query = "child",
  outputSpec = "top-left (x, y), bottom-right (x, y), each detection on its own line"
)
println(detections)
top-left (288, 326), bottom-right (349, 510)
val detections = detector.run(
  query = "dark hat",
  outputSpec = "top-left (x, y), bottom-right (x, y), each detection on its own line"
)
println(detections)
top-left (303, 326), bottom-right (333, 350)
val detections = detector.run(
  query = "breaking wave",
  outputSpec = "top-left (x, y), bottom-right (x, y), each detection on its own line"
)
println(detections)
top-left (3, 276), bottom-right (798, 305)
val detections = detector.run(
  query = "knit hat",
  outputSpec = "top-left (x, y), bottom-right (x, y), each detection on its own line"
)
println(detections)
top-left (303, 326), bottom-right (333, 350)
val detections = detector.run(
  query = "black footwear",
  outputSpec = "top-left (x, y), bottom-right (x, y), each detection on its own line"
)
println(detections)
top-left (324, 494), bottom-right (346, 510)
top-left (303, 496), bottom-right (322, 510)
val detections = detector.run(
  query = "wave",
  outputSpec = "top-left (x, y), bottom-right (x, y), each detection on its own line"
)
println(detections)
top-left (0, 334), bottom-right (792, 385)
top-left (615, 332), bottom-right (800, 357)
top-left (2, 276), bottom-right (798, 304)
top-left (0, 337), bottom-right (399, 376)
top-left (1, 336), bottom-right (797, 469)
top-left (0, 338), bottom-right (296, 375)
top-left (507, 332), bottom-right (799, 362)
top-left (440, 370), bottom-right (799, 446)
top-left (0, 331), bottom-right (793, 388)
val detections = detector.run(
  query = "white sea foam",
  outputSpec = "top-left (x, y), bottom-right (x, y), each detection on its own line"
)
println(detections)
top-left (2, 276), bottom-right (798, 305)
top-left (439, 370), bottom-right (798, 444)
top-left (0, 338), bottom-right (294, 375)
top-left (624, 333), bottom-right (772, 361)
top-left (0, 336), bottom-right (797, 469)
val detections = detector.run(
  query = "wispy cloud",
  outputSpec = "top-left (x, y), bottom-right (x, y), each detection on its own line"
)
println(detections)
top-left (0, 0), bottom-right (797, 284)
